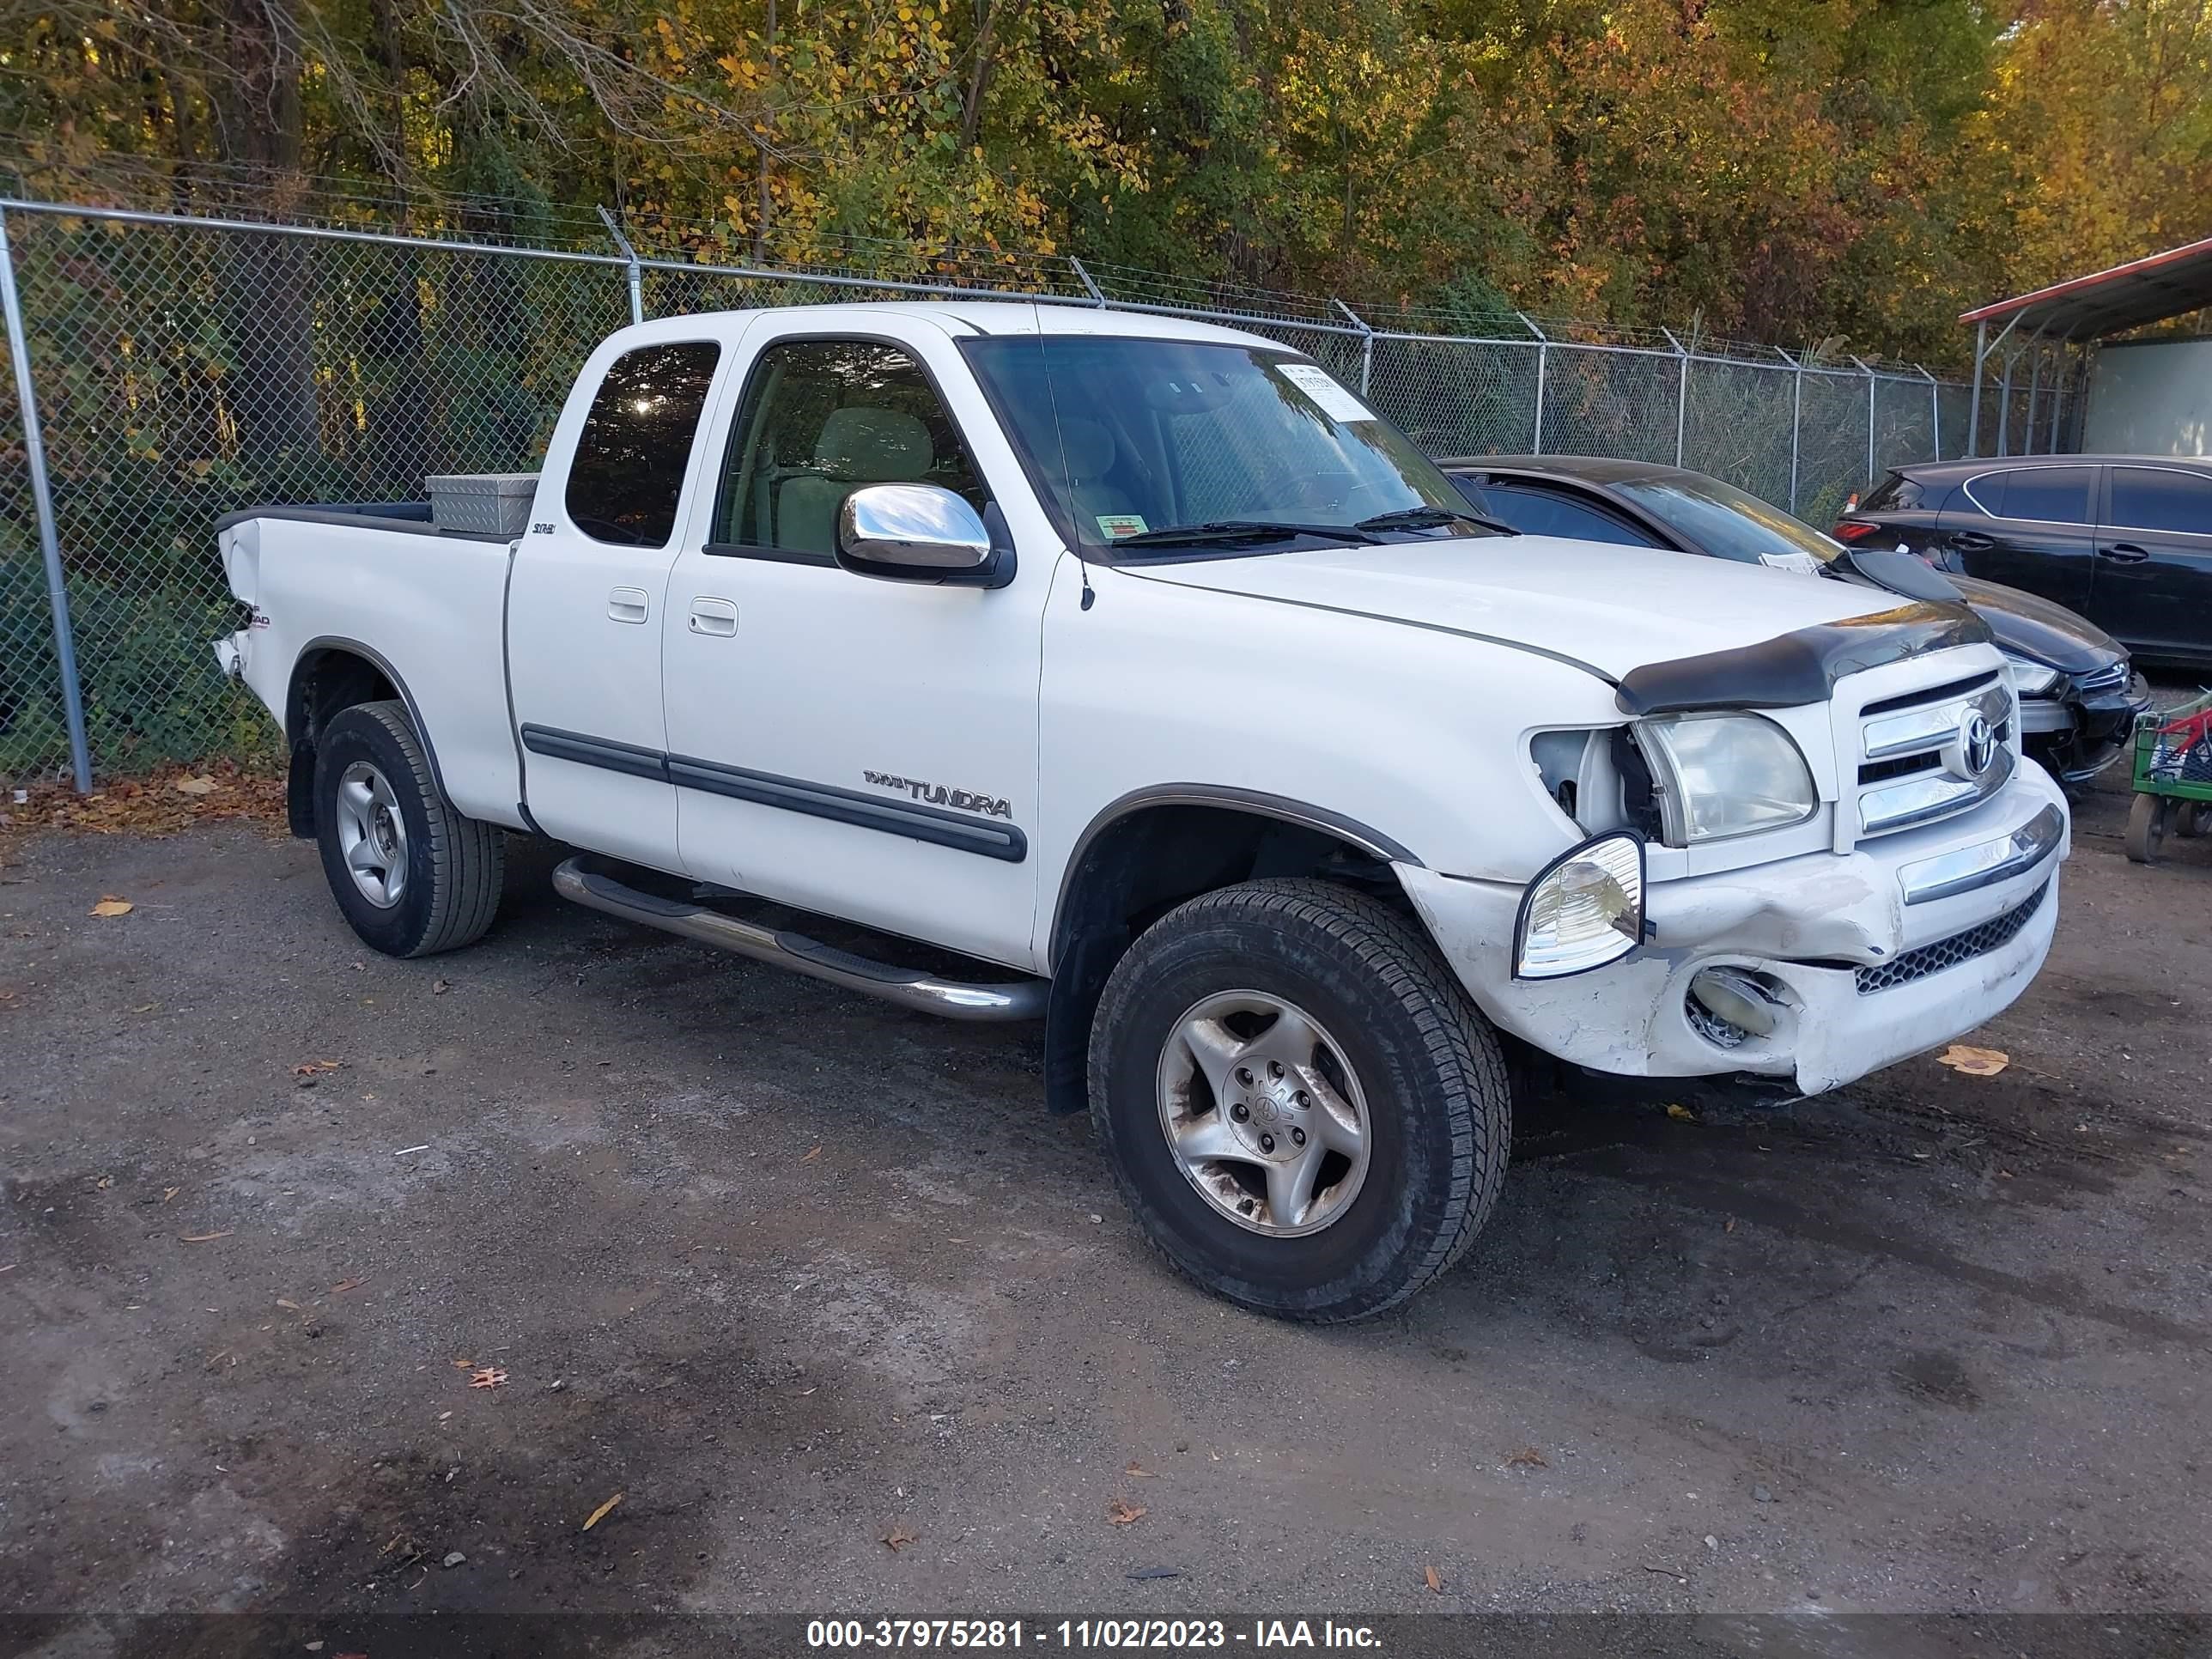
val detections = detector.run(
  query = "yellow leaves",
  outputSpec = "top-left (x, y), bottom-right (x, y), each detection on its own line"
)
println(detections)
top-left (89, 896), bottom-right (133, 917)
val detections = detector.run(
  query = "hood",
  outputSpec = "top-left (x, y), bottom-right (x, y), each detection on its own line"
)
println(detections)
top-left (1118, 535), bottom-right (1948, 682)
top-left (1948, 574), bottom-right (2124, 673)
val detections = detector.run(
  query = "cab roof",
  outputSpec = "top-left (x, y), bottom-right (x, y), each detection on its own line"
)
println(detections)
top-left (611, 298), bottom-right (1297, 353)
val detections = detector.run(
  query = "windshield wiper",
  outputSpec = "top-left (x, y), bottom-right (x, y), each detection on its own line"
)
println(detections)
top-left (1355, 505), bottom-right (1520, 536)
top-left (1111, 519), bottom-right (1382, 549)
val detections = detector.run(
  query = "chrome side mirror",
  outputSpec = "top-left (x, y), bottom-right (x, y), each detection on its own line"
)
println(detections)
top-left (836, 483), bottom-right (1011, 586)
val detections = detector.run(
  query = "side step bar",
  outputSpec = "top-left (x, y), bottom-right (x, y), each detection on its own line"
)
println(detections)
top-left (551, 856), bottom-right (1048, 1023)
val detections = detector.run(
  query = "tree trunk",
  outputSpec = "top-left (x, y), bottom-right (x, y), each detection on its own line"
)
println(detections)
top-left (213, 0), bottom-right (320, 471)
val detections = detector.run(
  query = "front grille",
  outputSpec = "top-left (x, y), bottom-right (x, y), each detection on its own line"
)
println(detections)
top-left (1855, 881), bottom-right (2048, 995)
top-left (1852, 673), bottom-right (2017, 840)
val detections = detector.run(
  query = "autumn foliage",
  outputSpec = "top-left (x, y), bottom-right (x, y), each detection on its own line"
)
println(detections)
top-left (0, 0), bottom-right (2205, 361)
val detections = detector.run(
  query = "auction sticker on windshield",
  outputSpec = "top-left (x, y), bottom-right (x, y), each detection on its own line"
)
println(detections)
top-left (1277, 362), bottom-right (1376, 423)
top-left (1096, 513), bottom-right (1148, 539)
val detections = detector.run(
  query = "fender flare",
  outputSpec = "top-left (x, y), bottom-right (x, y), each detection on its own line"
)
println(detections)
top-left (286, 635), bottom-right (451, 804)
top-left (1046, 783), bottom-right (1421, 970)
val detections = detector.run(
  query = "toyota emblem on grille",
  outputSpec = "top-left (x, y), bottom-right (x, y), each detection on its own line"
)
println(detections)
top-left (1954, 710), bottom-right (1996, 779)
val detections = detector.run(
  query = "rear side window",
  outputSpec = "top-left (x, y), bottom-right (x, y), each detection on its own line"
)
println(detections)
top-left (565, 342), bottom-right (723, 547)
top-left (1972, 466), bottom-right (2092, 526)
top-left (1484, 483), bottom-right (1659, 548)
top-left (1857, 473), bottom-right (1923, 513)
top-left (2109, 466), bottom-right (2212, 535)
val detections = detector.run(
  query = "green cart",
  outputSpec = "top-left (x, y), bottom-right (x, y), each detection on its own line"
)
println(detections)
top-left (2125, 689), bottom-right (2212, 863)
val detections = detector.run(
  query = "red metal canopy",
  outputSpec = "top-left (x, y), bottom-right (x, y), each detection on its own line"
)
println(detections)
top-left (1961, 235), bottom-right (2212, 339)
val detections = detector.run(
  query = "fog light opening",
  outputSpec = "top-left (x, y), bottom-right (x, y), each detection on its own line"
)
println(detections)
top-left (1687, 967), bottom-right (1786, 1049)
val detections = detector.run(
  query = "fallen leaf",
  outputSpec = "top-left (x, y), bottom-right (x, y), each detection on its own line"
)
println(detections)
top-left (173, 775), bottom-right (218, 796)
top-left (179, 1231), bottom-right (233, 1243)
top-left (1107, 1499), bottom-right (1147, 1526)
top-left (1124, 1462), bottom-right (1156, 1479)
top-left (1724, 1218), bottom-right (1737, 1233)
top-left (799, 1146), bottom-right (822, 1164)
top-left (1997, 1169), bottom-right (2014, 1180)
top-left (1936, 1043), bottom-right (2009, 1078)
top-left (1424, 1565), bottom-right (1443, 1594)
top-left (1505, 1446), bottom-right (1547, 1468)
top-left (89, 896), bottom-right (133, 918)
top-left (275, 1298), bottom-right (302, 1312)
top-left (452, 1358), bottom-right (476, 1369)
top-left (161, 1187), bottom-right (179, 1203)
top-left (883, 1525), bottom-right (918, 1552)
top-left (1664, 1103), bottom-right (1698, 1121)
top-left (292, 1060), bottom-right (341, 1076)
top-left (432, 979), bottom-right (451, 994)
top-left (582, 1492), bottom-right (624, 1531)
top-left (94, 1175), bottom-right (112, 1189)
top-left (468, 1367), bottom-right (507, 1389)
top-left (330, 1276), bottom-right (368, 1293)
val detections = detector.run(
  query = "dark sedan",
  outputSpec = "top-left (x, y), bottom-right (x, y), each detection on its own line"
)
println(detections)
top-left (1836, 455), bottom-right (2212, 671)
top-left (1437, 454), bottom-right (2152, 786)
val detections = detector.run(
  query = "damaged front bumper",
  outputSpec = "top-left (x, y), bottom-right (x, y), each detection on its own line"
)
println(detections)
top-left (1398, 765), bottom-right (2069, 1097)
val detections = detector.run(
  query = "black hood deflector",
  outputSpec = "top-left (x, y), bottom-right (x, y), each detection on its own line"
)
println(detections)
top-left (1614, 602), bottom-right (1991, 717)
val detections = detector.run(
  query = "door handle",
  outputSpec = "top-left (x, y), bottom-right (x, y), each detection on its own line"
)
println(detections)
top-left (687, 597), bottom-right (739, 637)
top-left (607, 586), bottom-right (650, 624)
top-left (1948, 531), bottom-right (1995, 551)
top-left (2100, 543), bottom-right (2151, 565)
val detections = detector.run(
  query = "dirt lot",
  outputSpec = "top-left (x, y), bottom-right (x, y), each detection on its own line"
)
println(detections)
top-left (2, 765), bottom-right (2208, 1648)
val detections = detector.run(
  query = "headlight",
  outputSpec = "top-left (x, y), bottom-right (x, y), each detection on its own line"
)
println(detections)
top-left (1636, 714), bottom-right (1817, 845)
top-left (1515, 832), bottom-right (1644, 979)
top-left (2002, 651), bottom-right (2063, 696)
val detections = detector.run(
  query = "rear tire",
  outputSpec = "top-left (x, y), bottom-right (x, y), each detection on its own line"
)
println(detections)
top-left (1087, 878), bottom-right (1510, 1323)
top-left (2125, 793), bottom-right (2167, 865)
top-left (313, 701), bottom-right (505, 957)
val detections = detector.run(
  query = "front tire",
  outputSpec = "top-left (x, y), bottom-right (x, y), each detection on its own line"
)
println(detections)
top-left (1087, 878), bottom-right (1510, 1322)
top-left (313, 701), bottom-right (505, 957)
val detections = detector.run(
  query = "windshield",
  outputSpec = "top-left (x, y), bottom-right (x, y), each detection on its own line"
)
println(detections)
top-left (961, 335), bottom-right (1474, 556)
top-left (1613, 474), bottom-right (1844, 571)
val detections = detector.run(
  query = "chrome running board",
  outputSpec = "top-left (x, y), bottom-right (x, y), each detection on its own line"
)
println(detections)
top-left (551, 856), bottom-right (1048, 1023)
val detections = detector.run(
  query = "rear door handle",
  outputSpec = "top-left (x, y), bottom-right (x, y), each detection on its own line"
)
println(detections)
top-left (1948, 531), bottom-right (1995, 551)
top-left (687, 597), bottom-right (739, 637)
top-left (2100, 543), bottom-right (2151, 565)
top-left (608, 586), bottom-right (650, 623)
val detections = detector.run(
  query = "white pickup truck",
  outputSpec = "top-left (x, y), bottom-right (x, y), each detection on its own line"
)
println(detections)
top-left (215, 301), bottom-right (2069, 1321)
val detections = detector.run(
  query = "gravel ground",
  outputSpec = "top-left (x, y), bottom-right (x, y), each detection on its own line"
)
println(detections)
top-left (1, 767), bottom-right (2207, 1651)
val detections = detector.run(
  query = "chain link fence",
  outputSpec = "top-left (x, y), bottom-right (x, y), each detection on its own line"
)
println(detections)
top-left (2, 194), bottom-right (1984, 787)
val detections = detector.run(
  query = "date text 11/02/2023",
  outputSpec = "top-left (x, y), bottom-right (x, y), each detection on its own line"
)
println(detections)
top-left (805, 1620), bottom-right (1384, 1649)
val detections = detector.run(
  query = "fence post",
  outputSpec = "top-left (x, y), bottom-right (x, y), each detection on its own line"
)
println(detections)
top-left (1850, 356), bottom-right (1877, 485)
top-left (0, 203), bottom-right (93, 793)
top-left (1917, 365), bottom-right (1940, 461)
top-left (598, 205), bottom-right (644, 325)
top-left (1068, 257), bottom-right (1108, 307)
top-left (1517, 312), bottom-right (1548, 453)
top-left (1660, 327), bottom-right (1688, 467)
top-left (1331, 300), bottom-right (1375, 397)
top-left (2023, 330), bottom-right (2046, 456)
top-left (1778, 347), bottom-right (1803, 515)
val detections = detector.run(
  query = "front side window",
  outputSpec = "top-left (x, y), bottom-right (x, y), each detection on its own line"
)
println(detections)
top-left (962, 336), bottom-right (1472, 556)
top-left (2109, 466), bottom-right (2212, 535)
top-left (1483, 483), bottom-right (1657, 548)
top-left (714, 339), bottom-right (986, 558)
top-left (1974, 466), bottom-right (2093, 526)
top-left (565, 342), bottom-right (722, 547)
